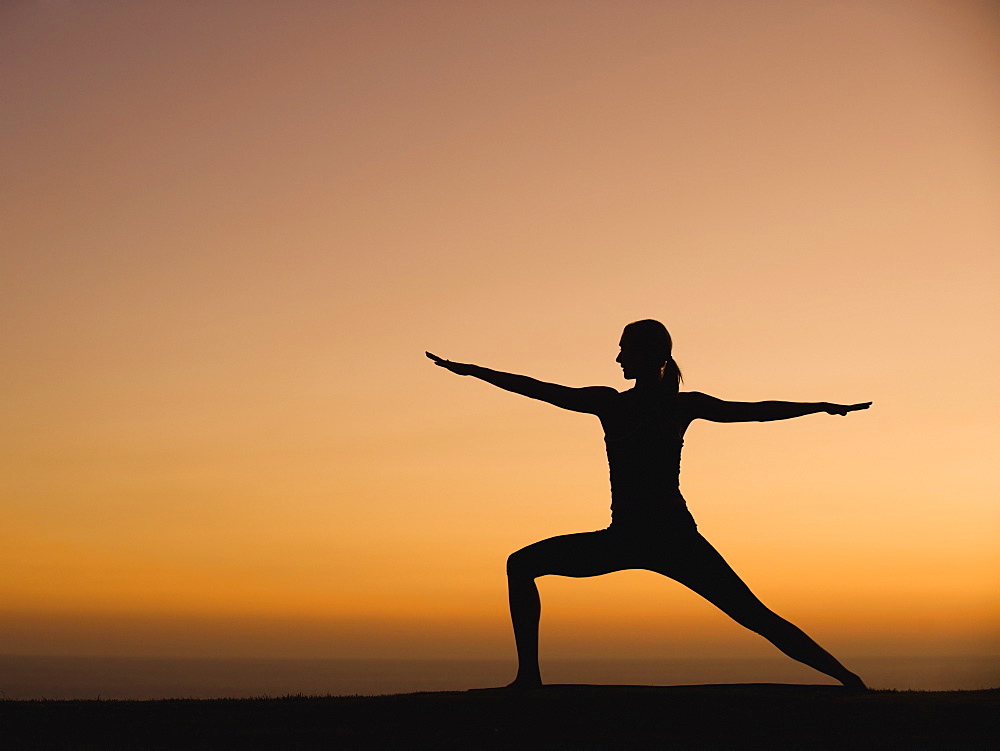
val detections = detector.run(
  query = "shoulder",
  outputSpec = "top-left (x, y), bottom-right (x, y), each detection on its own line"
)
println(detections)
top-left (586, 386), bottom-right (621, 397)
top-left (566, 385), bottom-right (620, 415)
top-left (675, 391), bottom-right (720, 417)
top-left (676, 390), bottom-right (713, 405)
top-left (583, 385), bottom-right (621, 404)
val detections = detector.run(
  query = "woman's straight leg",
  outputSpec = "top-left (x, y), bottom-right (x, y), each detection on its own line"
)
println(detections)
top-left (652, 532), bottom-right (865, 688)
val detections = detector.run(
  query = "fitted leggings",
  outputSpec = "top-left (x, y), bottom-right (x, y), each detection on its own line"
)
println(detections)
top-left (505, 523), bottom-right (855, 683)
top-left (506, 524), bottom-right (777, 626)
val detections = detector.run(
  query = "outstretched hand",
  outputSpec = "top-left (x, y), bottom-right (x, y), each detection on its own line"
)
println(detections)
top-left (426, 351), bottom-right (475, 376)
top-left (825, 402), bottom-right (872, 416)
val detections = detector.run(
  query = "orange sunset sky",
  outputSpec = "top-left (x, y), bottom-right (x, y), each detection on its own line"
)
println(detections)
top-left (2, 1), bottom-right (998, 667)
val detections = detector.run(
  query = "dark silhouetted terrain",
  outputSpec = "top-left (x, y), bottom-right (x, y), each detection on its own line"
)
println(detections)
top-left (2, 684), bottom-right (998, 749)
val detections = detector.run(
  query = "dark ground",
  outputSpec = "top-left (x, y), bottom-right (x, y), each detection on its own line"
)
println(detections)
top-left (2, 684), bottom-right (998, 750)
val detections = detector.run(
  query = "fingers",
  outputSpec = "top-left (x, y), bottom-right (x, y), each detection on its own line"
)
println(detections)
top-left (426, 351), bottom-right (460, 372)
top-left (834, 402), bottom-right (872, 415)
top-left (828, 402), bottom-right (872, 416)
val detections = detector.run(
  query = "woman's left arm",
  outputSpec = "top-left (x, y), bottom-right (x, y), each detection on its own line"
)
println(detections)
top-left (686, 391), bottom-right (871, 423)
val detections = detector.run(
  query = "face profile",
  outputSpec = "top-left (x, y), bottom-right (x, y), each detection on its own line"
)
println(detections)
top-left (616, 336), bottom-right (661, 380)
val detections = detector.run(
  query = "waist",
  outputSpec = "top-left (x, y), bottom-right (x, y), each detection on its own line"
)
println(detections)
top-left (606, 453), bottom-right (680, 494)
top-left (610, 493), bottom-right (696, 529)
top-left (609, 474), bottom-right (681, 498)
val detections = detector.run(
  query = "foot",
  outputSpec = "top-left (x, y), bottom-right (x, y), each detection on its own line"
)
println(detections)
top-left (506, 671), bottom-right (543, 689)
top-left (839, 672), bottom-right (868, 690)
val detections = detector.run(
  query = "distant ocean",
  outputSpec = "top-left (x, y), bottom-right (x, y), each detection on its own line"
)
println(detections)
top-left (1, 655), bottom-right (997, 699)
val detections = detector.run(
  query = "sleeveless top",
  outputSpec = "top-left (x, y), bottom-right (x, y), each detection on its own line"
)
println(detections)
top-left (603, 392), bottom-right (697, 531)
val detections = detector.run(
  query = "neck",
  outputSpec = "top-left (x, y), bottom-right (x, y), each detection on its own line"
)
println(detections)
top-left (633, 371), bottom-right (663, 391)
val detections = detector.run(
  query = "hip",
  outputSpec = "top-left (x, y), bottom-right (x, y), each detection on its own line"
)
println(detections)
top-left (609, 493), bottom-right (697, 533)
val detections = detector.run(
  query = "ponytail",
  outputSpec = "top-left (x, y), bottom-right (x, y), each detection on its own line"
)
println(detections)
top-left (661, 357), bottom-right (683, 395)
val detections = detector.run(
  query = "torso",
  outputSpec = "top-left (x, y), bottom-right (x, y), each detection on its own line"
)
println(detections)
top-left (599, 389), bottom-right (698, 530)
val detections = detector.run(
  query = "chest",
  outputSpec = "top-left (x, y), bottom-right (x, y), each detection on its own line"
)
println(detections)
top-left (600, 392), bottom-right (689, 442)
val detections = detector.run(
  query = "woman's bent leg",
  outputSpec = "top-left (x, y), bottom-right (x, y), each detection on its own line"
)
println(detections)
top-left (505, 530), bottom-right (630, 687)
top-left (654, 534), bottom-right (865, 688)
top-left (505, 567), bottom-right (542, 686)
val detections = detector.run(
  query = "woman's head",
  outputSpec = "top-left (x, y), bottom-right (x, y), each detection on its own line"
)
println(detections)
top-left (616, 319), bottom-right (682, 391)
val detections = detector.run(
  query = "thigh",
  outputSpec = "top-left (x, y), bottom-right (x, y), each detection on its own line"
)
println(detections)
top-left (509, 529), bottom-right (638, 578)
top-left (648, 533), bottom-right (772, 625)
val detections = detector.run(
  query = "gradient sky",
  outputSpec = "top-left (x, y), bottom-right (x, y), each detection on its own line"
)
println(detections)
top-left (2, 1), bottom-right (998, 667)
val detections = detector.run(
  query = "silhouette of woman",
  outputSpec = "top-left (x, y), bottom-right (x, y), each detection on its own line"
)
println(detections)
top-left (427, 319), bottom-right (868, 689)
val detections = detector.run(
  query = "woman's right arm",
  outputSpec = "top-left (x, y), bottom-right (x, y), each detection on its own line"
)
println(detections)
top-left (426, 352), bottom-right (616, 415)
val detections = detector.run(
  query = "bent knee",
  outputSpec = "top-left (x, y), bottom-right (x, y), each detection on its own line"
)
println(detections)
top-left (506, 549), bottom-right (537, 579)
